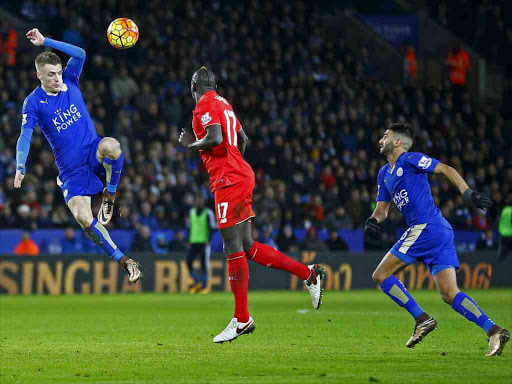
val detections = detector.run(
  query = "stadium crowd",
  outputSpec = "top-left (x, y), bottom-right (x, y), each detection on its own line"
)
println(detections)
top-left (1, 0), bottom-right (511, 253)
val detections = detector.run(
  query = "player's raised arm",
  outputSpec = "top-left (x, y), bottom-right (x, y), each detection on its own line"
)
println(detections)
top-left (14, 98), bottom-right (38, 188)
top-left (26, 28), bottom-right (86, 81)
top-left (179, 125), bottom-right (223, 151)
top-left (433, 162), bottom-right (493, 210)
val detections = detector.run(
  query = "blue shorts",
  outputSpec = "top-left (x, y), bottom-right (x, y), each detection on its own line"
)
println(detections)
top-left (57, 137), bottom-right (105, 204)
top-left (390, 223), bottom-right (459, 276)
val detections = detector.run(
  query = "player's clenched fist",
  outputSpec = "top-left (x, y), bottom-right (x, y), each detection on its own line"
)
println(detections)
top-left (14, 170), bottom-right (24, 188)
top-left (179, 128), bottom-right (195, 148)
top-left (26, 28), bottom-right (45, 46)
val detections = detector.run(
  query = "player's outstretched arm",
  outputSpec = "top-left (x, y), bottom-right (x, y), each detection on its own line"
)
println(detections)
top-left (237, 127), bottom-right (248, 155)
top-left (434, 163), bottom-right (493, 209)
top-left (179, 125), bottom-right (223, 151)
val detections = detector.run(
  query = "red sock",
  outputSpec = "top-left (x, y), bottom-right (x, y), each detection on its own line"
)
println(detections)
top-left (227, 252), bottom-right (249, 323)
top-left (248, 241), bottom-right (310, 280)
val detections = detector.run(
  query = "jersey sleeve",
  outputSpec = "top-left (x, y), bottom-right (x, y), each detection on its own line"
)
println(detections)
top-left (16, 97), bottom-right (38, 173)
top-left (376, 167), bottom-right (391, 202)
top-left (43, 38), bottom-right (86, 83)
top-left (404, 152), bottom-right (440, 174)
top-left (197, 101), bottom-right (221, 129)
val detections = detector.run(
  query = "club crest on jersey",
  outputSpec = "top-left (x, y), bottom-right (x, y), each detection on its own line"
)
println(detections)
top-left (396, 167), bottom-right (403, 177)
top-left (61, 83), bottom-right (68, 92)
top-left (201, 112), bottom-right (212, 126)
top-left (52, 104), bottom-right (82, 133)
top-left (418, 156), bottom-right (432, 170)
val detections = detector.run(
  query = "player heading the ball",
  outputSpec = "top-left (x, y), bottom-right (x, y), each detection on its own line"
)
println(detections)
top-left (179, 67), bottom-right (325, 343)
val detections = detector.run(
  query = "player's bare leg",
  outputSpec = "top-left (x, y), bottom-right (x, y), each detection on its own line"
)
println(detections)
top-left (240, 221), bottom-right (325, 309)
top-left (433, 268), bottom-right (509, 356)
top-left (67, 195), bottom-right (141, 283)
top-left (96, 137), bottom-right (124, 225)
top-left (373, 252), bottom-right (436, 348)
top-left (213, 224), bottom-right (254, 343)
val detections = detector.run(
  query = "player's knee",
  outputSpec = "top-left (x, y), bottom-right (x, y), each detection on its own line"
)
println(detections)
top-left (74, 210), bottom-right (93, 228)
top-left (440, 288), bottom-right (459, 305)
top-left (101, 137), bottom-right (122, 159)
top-left (372, 270), bottom-right (386, 285)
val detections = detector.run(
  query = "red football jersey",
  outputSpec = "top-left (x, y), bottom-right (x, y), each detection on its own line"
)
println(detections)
top-left (192, 90), bottom-right (254, 192)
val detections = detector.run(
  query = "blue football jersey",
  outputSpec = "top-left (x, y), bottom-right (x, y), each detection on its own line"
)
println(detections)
top-left (376, 152), bottom-right (451, 228)
top-left (21, 56), bottom-right (98, 176)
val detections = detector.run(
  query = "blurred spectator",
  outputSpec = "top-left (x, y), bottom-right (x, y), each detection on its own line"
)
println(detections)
top-left (324, 206), bottom-right (353, 231)
top-left (153, 233), bottom-right (169, 255)
top-left (276, 225), bottom-right (300, 253)
top-left (110, 67), bottom-right (139, 101)
top-left (326, 231), bottom-right (349, 251)
top-left (13, 204), bottom-right (32, 230)
top-left (138, 202), bottom-right (158, 231)
top-left (131, 225), bottom-right (153, 253)
top-left (476, 229), bottom-right (498, 251)
top-left (403, 44), bottom-right (417, 81)
top-left (472, 209), bottom-right (488, 231)
top-left (169, 231), bottom-right (187, 252)
top-left (301, 227), bottom-right (328, 251)
top-left (60, 226), bottom-right (84, 254)
top-left (260, 225), bottom-right (279, 249)
top-left (13, 232), bottom-right (39, 255)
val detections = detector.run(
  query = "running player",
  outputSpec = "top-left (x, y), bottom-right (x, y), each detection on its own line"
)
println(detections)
top-left (15, 29), bottom-right (141, 283)
top-left (365, 122), bottom-right (509, 356)
top-left (179, 67), bottom-right (325, 343)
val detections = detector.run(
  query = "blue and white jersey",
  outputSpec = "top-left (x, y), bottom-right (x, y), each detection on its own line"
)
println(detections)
top-left (376, 152), bottom-right (451, 228)
top-left (21, 56), bottom-right (98, 176)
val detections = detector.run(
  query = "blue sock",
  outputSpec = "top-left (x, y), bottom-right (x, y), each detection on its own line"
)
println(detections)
top-left (201, 270), bottom-right (208, 287)
top-left (451, 292), bottom-right (495, 334)
top-left (380, 275), bottom-right (424, 319)
top-left (84, 218), bottom-right (124, 262)
top-left (104, 153), bottom-right (124, 194)
top-left (190, 270), bottom-right (200, 284)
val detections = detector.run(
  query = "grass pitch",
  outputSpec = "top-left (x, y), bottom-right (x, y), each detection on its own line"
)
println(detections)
top-left (1, 289), bottom-right (511, 384)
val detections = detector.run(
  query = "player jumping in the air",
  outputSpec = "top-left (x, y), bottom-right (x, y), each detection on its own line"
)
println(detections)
top-left (15, 29), bottom-right (141, 283)
top-left (365, 122), bottom-right (509, 356)
top-left (179, 67), bottom-right (325, 343)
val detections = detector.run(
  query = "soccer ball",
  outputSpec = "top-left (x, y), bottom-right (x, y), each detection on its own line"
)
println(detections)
top-left (107, 18), bottom-right (139, 49)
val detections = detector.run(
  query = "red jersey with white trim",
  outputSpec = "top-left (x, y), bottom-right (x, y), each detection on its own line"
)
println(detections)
top-left (192, 90), bottom-right (254, 192)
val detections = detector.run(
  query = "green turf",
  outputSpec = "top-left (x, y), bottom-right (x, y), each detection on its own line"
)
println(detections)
top-left (1, 289), bottom-right (511, 384)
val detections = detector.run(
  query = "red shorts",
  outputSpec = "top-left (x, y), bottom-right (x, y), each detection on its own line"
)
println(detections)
top-left (213, 177), bottom-right (255, 229)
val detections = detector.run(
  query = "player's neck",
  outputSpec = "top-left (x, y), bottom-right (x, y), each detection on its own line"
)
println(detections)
top-left (41, 84), bottom-right (58, 96)
top-left (387, 148), bottom-right (406, 168)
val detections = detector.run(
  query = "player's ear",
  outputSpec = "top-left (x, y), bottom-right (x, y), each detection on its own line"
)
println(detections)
top-left (36, 71), bottom-right (42, 81)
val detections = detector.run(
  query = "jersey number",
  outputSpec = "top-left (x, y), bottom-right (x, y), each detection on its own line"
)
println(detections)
top-left (224, 110), bottom-right (238, 146)
top-left (217, 202), bottom-right (228, 224)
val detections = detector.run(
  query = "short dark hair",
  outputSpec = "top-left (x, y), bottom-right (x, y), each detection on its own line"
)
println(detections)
top-left (35, 51), bottom-right (62, 70)
top-left (192, 66), bottom-right (216, 88)
top-left (388, 122), bottom-right (414, 140)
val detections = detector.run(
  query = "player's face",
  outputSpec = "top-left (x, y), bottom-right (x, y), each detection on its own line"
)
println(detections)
top-left (37, 63), bottom-right (63, 93)
top-left (379, 129), bottom-right (395, 156)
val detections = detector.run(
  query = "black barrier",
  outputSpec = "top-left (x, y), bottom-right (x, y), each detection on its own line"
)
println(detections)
top-left (0, 251), bottom-right (510, 295)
